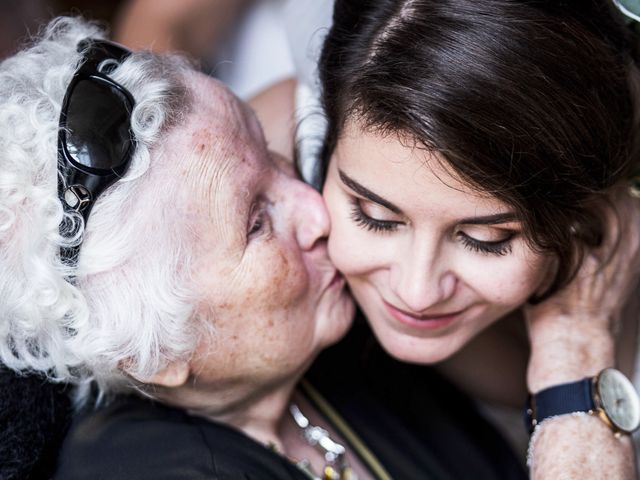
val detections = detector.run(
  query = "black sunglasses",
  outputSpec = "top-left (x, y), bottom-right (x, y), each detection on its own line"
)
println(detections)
top-left (58, 38), bottom-right (136, 226)
top-left (614, 0), bottom-right (640, 23)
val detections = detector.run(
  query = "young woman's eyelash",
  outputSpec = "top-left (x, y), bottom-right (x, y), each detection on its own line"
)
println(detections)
top-left (457, 231), bottom-right (514, 256)
top-left (349, 198), bottom-right (400, 233)
top-left (348, 196), bottom-right (513, 254)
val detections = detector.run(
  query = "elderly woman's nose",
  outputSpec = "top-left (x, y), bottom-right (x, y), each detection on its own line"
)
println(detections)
top-left (290, 181), bottom-right (330, 251)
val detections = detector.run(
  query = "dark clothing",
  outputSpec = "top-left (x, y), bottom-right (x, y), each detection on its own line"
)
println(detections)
top-left (0, 366), bottom-right (71, 480)
top-left (54, 321), bottom-right (527, 480)
top-left (55, 396), bottom-right (309, 480)
top-left (307, 319), bottom-right (527, 480)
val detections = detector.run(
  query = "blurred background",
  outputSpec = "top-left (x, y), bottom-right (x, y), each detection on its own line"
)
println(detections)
top-left (5, 0), bottom-right (640, 98)
top-left (0, 0), bottom-right (320, 99)
top-left (1, 0), bottom-right (126, 58)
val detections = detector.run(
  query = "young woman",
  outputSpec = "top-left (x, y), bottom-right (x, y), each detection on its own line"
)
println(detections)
top-left (254, 0), bottom-right (640, 478)
top-left (314, 0), bottom-right (640, 477)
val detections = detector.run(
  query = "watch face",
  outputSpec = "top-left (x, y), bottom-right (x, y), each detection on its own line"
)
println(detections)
top-left (597, 368), bottom-right (640, 433)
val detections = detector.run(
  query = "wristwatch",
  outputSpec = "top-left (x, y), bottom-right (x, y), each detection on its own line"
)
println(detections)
top-left (525, 367), bottom-right (640, 435)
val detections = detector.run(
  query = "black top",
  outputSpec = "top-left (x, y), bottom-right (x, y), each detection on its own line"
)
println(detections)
top-left (54, 320), bottom-right (526, 480)
top-left (55, 396), bottom-right (308, 480)
top-left (0, 366), bottom-right (71, 480)
top-left (306, 318), bottom-right (527, 480)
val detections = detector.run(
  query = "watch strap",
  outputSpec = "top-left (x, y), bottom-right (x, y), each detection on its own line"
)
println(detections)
top-left (525, 378), bottom-right (595, 433)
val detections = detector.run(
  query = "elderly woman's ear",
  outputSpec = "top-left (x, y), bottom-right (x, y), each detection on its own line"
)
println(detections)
top-left (127, 360), bottom-right (190, 388)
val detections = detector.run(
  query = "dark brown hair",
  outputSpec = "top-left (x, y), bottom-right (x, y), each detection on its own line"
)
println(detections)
top-left (317, 0), bottom-right (640, 300)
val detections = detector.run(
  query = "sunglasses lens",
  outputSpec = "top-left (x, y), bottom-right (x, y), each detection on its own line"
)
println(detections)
top-left (65, 78), bottom-right (132, 170)
top-left (614, 0), bottom-right (640, 22)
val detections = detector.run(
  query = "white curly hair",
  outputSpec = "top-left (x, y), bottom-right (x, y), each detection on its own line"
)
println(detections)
top-left (0, 17), bottom-right (200, 401)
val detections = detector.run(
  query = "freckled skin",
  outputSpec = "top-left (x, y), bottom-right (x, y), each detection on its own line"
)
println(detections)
top-left (530, 415), bottom-right (634, 478)
top-left (152, 73), bottom-right (354, 415)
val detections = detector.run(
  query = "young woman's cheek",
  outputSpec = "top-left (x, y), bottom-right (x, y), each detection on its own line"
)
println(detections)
top-left (324, 184), bottom-right (356, 273)
top-left (324, 185), bottom-right (393, 276)
top-left (326, 215), bottom-right (369, 276)
top-left (458, 244), bottom-right (550, 306)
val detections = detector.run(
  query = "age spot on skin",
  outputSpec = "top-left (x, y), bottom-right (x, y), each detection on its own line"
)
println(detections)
top-left (271, 249), bottom-right (292, 295)
top-left (191, 128), bottom-right (223, 149)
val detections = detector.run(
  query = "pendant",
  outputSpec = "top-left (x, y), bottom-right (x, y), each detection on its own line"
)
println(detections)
top-left (323, 465), bottom-right (357, 480)
top-left (290, 403), bottom-right (359, 480)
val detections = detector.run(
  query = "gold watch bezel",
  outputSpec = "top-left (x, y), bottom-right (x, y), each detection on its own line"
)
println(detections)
top-left (592, 368), bottom-right (640, 435)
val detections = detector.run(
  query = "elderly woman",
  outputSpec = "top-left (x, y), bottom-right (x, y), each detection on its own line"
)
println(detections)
top-left (0, 17), bottom-right (527, 480)
top-left (0, 15), bottom-right (350, 479)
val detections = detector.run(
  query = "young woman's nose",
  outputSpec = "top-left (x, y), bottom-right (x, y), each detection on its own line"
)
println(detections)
top-left (390, 243), bottom-right (457, 313)
top-left (289, 180), bottom-right (331, 251)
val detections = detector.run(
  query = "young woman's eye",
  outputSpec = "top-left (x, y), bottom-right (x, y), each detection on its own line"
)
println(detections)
top-left (457, 231), bottom-right (514, 256)
top-left (349, 198), bottom-right (401, 233)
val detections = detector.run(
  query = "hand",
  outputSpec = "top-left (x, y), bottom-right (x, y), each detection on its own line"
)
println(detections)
top-left (524, 184), bottom-right (640, 392)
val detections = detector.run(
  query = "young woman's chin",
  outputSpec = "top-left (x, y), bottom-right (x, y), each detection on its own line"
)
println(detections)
top-left (360, 302), bottom-right (504, 364)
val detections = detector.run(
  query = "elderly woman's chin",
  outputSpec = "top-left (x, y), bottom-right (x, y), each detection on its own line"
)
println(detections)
top-left (314, 272), bottom-right (355, 349)
top-left (148, 275), bottom-right (355, 416)
top-left (311, 277), bottom-right (356, 347)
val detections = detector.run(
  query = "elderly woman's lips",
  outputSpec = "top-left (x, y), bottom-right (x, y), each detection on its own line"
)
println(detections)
top-left (326, 270), bottom-right (345, 290)
top-left (383, 301), bottom-right (465, 330)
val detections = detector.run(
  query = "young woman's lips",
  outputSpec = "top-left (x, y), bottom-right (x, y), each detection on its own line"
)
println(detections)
top-left (383, 301), bottom-right (465, 330)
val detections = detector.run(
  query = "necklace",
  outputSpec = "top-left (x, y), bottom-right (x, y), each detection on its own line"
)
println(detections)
top-left (289, 403), bottom-right (359, 480)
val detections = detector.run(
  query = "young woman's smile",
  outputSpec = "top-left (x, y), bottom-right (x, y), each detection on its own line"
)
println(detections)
top-left (323, 121), bottom-right (552, 363)
top-left (383, 301), bottom-right (469, 330)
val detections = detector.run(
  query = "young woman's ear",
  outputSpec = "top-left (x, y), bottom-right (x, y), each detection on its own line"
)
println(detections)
top-left (127, 360), bottom-right (190, 388)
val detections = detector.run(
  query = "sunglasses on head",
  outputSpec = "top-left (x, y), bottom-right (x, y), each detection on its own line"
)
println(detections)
top-left (58, 38), bottom-right (136, 225)
top-left (58, 38), bottom-right (135, 262)
top-left (614, 0), bottom-right (640, 23)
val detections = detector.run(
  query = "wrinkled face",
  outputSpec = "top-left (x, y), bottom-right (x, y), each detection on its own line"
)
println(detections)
top-left (165, 74), bottom-right (353, 395)
top-left (323, 121), bottom-right (551, 363)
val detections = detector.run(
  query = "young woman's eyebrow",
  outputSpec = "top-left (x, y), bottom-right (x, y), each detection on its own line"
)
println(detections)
top-left (459, 213), bottom-right (519, 225)
top-left (338, 169), bottom-right (517, 224)
top-left (339, 169), bottom-right (402, 214)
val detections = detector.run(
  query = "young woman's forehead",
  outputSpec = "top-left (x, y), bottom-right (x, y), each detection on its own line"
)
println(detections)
top-left (336, 127), bottom-right (511, 217)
